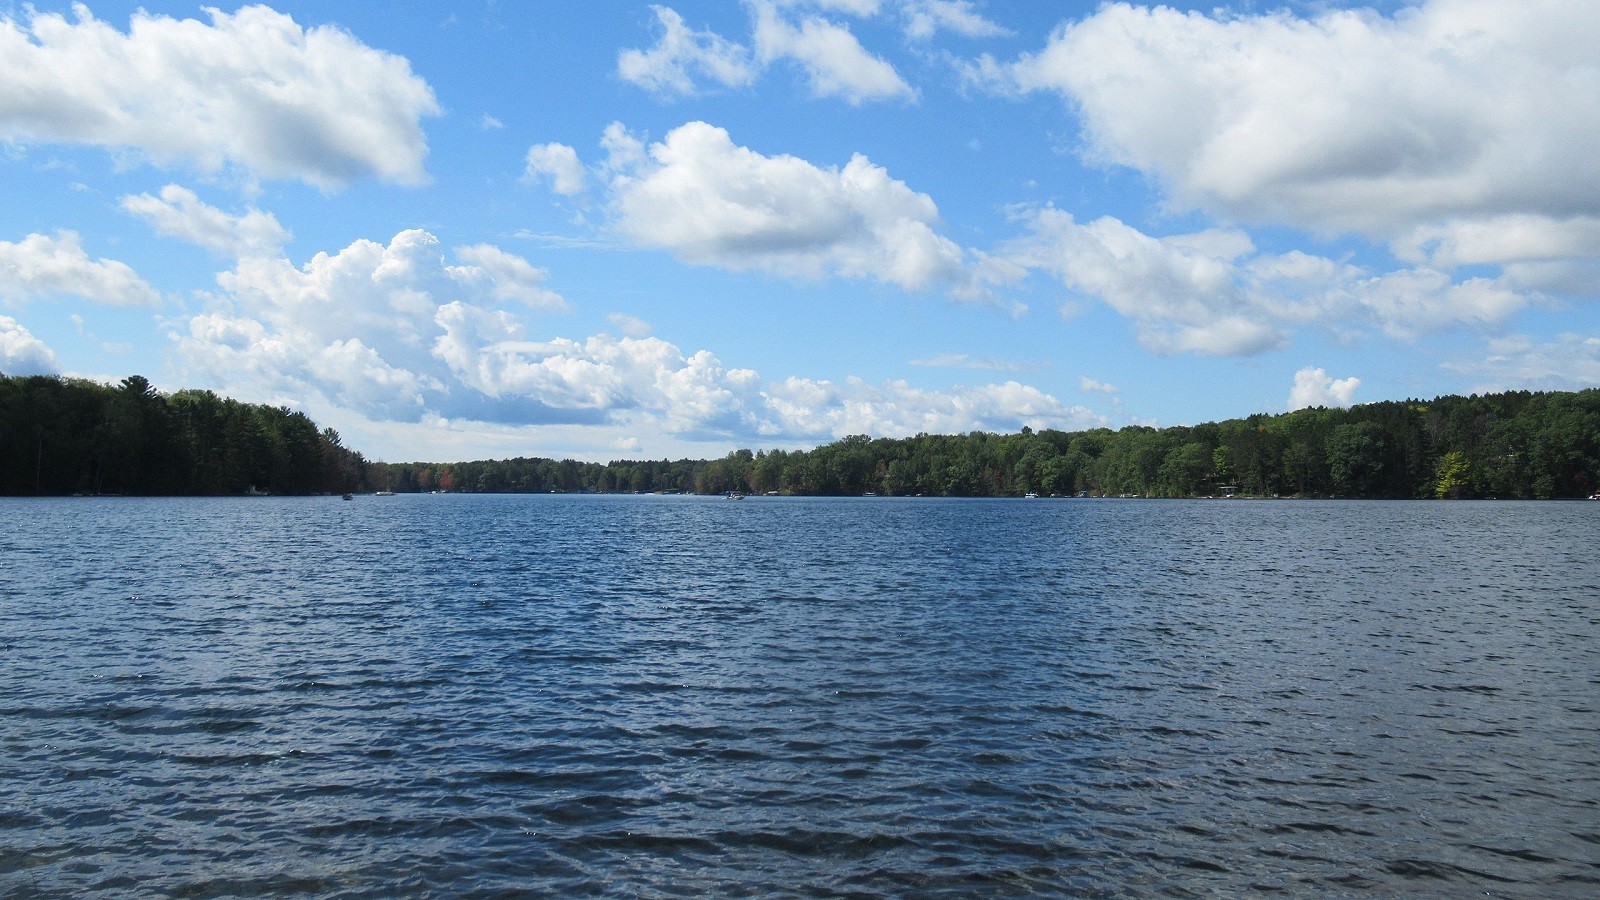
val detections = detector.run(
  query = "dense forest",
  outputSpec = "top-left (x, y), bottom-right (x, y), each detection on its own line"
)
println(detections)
top-left (4, 372), bottom-right (1598, 499)
top-left (369, 388), bottom-right (1600, 500)
top-left (0, 374), bottom-right (366, 496)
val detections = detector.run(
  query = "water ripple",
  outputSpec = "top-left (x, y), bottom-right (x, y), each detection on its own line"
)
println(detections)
top-left (2, 495), bottom-right (1597, 896)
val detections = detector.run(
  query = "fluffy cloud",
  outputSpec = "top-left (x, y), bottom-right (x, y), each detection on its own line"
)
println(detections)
top-left (1447, 333), bottom-right (1600, 392)
top-left (183, 309), bottom-right (441, 419)
top-left (0, 232), bottom-right (160, 307)
top-left (176, 226), bottom-right (1078, 443)
top-left (1009, 207), bottom-right (1535, 354)
top-left (1393, 215), bottom-right (1600, 296)
top-left (449, 245), bottom-right (567, 311)
top-left (592, 121), bottom-right (1009, 300)
top-left (0, 315), bottom-right (59, 375)
top-left (1009, 209), bottom-right (1285, 355)
top-left (1002, 0), bottom-right (1600, 276)
top-left (618, 2), bottom-right (913, 103)
top-left (1393, 215), bottom-right (1600, 270)
top-left (751, 1), bottom-right (914, 104)
top-left (1079, 376), bottom-right (1116, 394)
top-left (0, 5), bottom-right (439, 188)
top-left (1334, 268), bottom-right (1526, 340)
top-left (524, 143), bottom-right (588, 196)
top-left (1287, 366), bottom-right (1360, 411)
top-left (178, 229), bottom-right (561, 421)
top-left (429, 299), bottom-right (1092, 440)
top-left (618, 5), bottom-right (756, 96)
top-left (431, 310), bottom-right (764, 433)
top-left (121, 185), bottom-right (288, 257)
top-left (902, 1), bottom-right (1009, 41)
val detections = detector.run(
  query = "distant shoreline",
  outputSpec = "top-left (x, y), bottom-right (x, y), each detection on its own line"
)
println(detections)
top-left (4, 373), bottom-right (1597, 501)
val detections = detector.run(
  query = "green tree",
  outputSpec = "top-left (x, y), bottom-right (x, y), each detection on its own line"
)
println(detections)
top-left (1326, 421), bottom-right (1387, 496)
top-left (1433, 450), bottom-right (1470, 499)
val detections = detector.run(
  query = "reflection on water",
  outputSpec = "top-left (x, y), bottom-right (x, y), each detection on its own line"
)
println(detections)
top-left (2, 496), bottom-right (1597, 895)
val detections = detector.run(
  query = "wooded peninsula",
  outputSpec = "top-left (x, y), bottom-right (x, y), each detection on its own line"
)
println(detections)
top-left (2, 372), bottom-right (1597, 499)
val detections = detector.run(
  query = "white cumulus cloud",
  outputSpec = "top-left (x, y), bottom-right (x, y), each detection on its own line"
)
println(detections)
top-left (618, 5), bottom-right (756, 96)
top-left (178, 229), bottom-right (567, 421)
top-left (1001, 0), bottom-right (1600, 279)
top-left (1008, 207), bottom-right (1536, 355)
top-left (617, 2), bottom-right (913, 103)
top-left (1287, 366), bottom-right (1360, 411)
top-left (1009, 208), bottom-right (1285, 356)
top-left (0, 4), bottom-right (439, 188)
top-left (0, 315), bottom-right (60, 375)
top-left (0, 232), bottom-right (160, 307)
top-left (524, 143), bottom-right (589, 196)
top-left (449, 245), bottom-right (568, 312)
top-left (121, 185), bottom-right (289, 257)
top-left (752, 0), bottom-right (915, 104)
top-left (175, 225), bottom-right (1081, 444)
top-left (598, 120), bottom-right (1006, 300)
top-left (902, 0), bottom-right (1008, 41)
top-left (1334, 268), bottom-right (1527, 340)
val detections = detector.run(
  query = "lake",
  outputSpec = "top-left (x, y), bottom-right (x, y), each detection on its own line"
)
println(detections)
top-left (2, 495), bottom-right (1597, 896)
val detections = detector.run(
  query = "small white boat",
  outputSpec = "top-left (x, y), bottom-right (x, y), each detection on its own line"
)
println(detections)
top-left (1024, 492), bottom-right (1039, 499)
top-left (375, 490), bottom-right (395, 496)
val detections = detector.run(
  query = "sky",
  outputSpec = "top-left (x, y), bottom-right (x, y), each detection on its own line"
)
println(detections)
top-left (2, 0), bottom-right (1598, 462)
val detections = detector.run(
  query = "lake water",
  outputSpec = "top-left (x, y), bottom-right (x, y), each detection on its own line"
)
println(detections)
top-left (2, 495), bottom-right (1597, 896)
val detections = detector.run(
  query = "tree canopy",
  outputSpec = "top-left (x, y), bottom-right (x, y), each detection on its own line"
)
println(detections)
top-left (0, 373), bottom-right (364, 495)
top-left (4, 372), bottom-right (1596, 499)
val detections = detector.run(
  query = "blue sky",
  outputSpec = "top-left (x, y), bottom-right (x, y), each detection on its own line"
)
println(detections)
top-left (3, 0), bottom-right (1597, 462)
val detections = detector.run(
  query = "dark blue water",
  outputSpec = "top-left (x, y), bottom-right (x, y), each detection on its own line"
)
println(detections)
top-left (2, 496), bottom-right (1597, 896)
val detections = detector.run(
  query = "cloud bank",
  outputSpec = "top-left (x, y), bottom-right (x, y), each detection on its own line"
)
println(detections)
top-left (157, 190), bottom-right (1088, 446)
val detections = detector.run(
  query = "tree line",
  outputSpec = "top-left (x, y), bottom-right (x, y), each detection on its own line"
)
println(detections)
top-left (0, 373), bottom-right (365, 496)
top-left (370, 388), bottom-right (1600, 500)
top-left (4, 372), bottom-right (1596, 499)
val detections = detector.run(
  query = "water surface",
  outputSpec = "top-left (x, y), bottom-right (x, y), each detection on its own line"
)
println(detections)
top-left (2, 496), bottom-right (1597, 895)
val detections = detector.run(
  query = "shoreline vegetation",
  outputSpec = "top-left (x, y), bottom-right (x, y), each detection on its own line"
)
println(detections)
top-left (2, 372), bottom-right (1597, 500)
